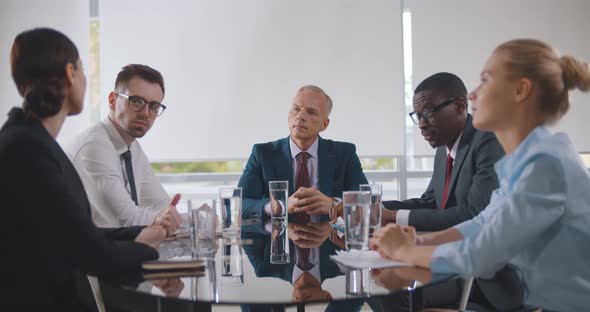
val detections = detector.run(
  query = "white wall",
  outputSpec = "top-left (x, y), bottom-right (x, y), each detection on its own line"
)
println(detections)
top-left (2, 0), bottom-right (589, 159)
top-left (0, 0), bottom-right (90, 146)
top-left (410, 0), bottom-right (590, 155)
top-left (99, 0), bottom-right (404, 161)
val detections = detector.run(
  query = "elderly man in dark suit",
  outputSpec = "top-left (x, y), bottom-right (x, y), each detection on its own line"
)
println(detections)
top-left (238, 85), bottom-right (368, 221)
top-left (382, 72), bottom-right (504, 232)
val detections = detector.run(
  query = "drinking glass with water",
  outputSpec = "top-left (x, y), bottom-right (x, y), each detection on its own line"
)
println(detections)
top-left (221, 242), bottom-right (244, 286)
top-left (343, 191), bottom-right (371, 250)
top-left (359, 184), bottom-right (382, 236)
top-left (190, 199), bottom-right (217, 257)
top-left (219, 187), bottom-right (242, 237)
top-left (269, 181), bottom-right (288, 224)
top-left (346, 268), bottom-right (372, 297)
top-left (270, 221), bottom-right (290, 264)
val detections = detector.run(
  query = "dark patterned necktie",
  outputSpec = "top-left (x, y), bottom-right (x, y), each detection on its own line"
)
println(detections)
top-left (121, 150), bottom-right (138, 205)
top-left (296, 151), bottom-right (311, 190)
top-left (293, 152), bottom-right (311, 224)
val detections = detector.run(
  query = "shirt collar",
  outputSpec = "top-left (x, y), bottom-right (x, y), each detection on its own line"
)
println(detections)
top-left (292, 261), bottom-right (321, 283)
top-left (290, 136), bottom-right (319, 160)
top-left (446, 131), bottom-right (463, 159)
top-left (494, 126), bottom-right (550, 179)
top-left (101, 117), bottom-right (135, 154)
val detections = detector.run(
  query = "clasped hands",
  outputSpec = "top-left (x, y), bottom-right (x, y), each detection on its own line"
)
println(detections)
top-left (151, 278), bottom-right (184, 297)
top-left (287, 186), bottom-right (334, 216)
top-left (288, 221), bottom-right (333, 248)
top-left (135, 193), bottom-right (183, 249)
top-left (369, 223), bottom-right (418, 262)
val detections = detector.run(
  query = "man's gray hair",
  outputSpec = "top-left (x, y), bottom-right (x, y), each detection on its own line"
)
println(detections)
top-left (297, 85), bottom-right (333, 116)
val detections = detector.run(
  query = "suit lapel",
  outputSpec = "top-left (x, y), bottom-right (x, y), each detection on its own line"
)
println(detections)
top-left (447, 115), bottom-right (475, 197)
top-left (317, 137), bottom-right (336, 195)
top-left (277, 137), bottom-right (295, 194)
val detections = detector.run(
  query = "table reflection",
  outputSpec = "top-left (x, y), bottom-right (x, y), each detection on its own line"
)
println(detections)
top-left (241, 218), bottom-right (366, 310)
top-left (99, 219), bottom-right (454, 312)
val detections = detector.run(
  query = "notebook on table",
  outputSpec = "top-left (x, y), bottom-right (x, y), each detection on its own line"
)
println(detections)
top-left (142, 259), bottom-right (206, 279)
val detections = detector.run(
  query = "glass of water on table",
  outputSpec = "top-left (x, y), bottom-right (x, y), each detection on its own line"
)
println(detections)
top-left (219, 187), bottom-right (242, 238)
top-left (359, 184), bottom-right (382, 237)
top-left (343, 190), bottom-right (371, 250)
top-left (269, 181), bottom-right (290, 264)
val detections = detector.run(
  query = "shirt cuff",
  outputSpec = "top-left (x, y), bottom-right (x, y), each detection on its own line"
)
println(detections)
top-left (430, 242), bottom-right (462, 274)
top-left (454, 219), bottom-right (480, 238)
top-left (429, 255), bottom-right (458, 274)
top-left (396, 209), bottom-right (411, 226)
top-left (329, 197), bottom-right (342, 222)
top-left (263, 200), bottom-right (272, 216)
top-left (264, 219), bottom-right (273, 233)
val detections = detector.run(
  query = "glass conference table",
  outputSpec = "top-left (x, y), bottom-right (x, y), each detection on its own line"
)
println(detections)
top-left (99, 219), bottom-right (455, 312)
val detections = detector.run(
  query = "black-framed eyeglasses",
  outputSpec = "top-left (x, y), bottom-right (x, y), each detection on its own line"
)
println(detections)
top-left (116, 92), bottom-right (167, 117)
top-left (409, 97), bottom-right (458, 125)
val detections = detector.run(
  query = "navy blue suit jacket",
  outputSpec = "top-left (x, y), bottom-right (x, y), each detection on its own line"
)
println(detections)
top-left (238, 136), bottom-right (368, 219)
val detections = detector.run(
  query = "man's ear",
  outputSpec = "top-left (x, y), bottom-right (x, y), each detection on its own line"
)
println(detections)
top-left (320, 117), bottom-right (330, 132)
top-left (108, 91), bottom-right (118, 112)
top-left (454, 97), bottom-right (468, 114)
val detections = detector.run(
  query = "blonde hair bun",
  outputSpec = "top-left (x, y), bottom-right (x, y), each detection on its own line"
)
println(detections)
top-left (561, 55), bottom-right (590, 91)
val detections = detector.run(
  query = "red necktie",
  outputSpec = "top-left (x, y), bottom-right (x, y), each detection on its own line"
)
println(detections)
top-left (441, 153), bottom-right (454, 209)
top-left (295, 152), bottom-right (311, 190)
top-left (294, 151), bottom-right (311, 247)
top-left (296, 245), bottom-right (313, 271)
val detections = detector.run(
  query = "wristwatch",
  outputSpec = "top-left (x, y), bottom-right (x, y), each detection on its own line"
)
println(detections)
top-left (329, 197), bottom-right (340, 223)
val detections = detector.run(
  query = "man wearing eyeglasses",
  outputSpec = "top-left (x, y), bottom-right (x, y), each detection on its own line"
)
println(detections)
top-left (382, 72), bottom-right (504, 232)
top-left (66, 64), bottom-right (182, 235)
top-left (365, 73), bottom-right (516, 311)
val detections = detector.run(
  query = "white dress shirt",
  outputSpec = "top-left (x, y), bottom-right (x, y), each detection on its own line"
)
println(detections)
top-left (66, 117), bottom-right (170, 227)
top-left (397, 132), bottom-right (463, 226)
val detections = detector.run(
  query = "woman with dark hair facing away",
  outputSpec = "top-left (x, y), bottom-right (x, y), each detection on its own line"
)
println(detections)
top-left (0, 28), bottom-right (170, 310)
top-left (371, 39), bottom-right (590, 311)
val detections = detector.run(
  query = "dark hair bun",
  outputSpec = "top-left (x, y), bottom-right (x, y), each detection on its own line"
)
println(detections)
top-left (23, 83), bottom-right (64, 118)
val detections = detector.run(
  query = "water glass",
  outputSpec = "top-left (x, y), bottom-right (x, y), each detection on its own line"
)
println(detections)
top-left (270, 221), bottom-right (290, 264)
top-left (269, 181), bottom-right (288, 222)
top-left (359, 184), bottom-right (382, 236)
top-left (343, 191), bottom-right (371, 250)
top-left (219, 187), bottom-right (242, 237)
top-left (174, 199), bottom-right (192, 235)
top-left (191, 259), bottom-right (218, 301)
top-left (221, 243), bottom-right (244, 286)
top-left (345, 268), bottom-right (372, 297)
top-left (190, 199), bottom-right (217, 257)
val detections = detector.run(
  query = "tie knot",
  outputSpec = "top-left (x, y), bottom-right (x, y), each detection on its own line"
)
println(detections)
top-left (121, 150), bottom-right (131, 160)
top-left (447, 153), bottom-right (454, 162)
top-left (297, 151), bottom-right (310, 162)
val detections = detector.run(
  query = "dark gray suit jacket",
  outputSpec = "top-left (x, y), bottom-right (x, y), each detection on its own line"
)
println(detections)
top-left (384, 115), bottom-right (504, 231)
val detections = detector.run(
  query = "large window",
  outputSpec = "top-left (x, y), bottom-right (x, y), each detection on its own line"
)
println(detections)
top-left (2, 0), bottom-right (589, 204)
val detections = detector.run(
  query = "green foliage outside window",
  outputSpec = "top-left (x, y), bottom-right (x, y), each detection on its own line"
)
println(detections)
top-left (151, 157), bottom-right (396, 174)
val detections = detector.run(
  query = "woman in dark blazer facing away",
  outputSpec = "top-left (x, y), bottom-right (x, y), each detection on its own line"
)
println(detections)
top-left (0, 28), bottom-right (168, 310)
